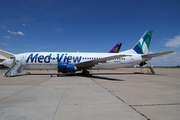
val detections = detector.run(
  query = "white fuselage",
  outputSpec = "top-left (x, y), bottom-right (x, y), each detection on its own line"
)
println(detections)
top-left (4, 51), bottom-right (148, 70)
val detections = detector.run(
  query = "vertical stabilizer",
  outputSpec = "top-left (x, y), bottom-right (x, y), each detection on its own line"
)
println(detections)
top-left (133, 30), bottom-right (153, 54)
top-left (109, 43), bottom-right (122, 53)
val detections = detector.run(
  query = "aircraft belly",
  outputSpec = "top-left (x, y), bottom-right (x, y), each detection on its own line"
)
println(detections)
top-left (24, 64), bottom-right (56, 70)
top-left (92, 62), bottom-right (130, 69)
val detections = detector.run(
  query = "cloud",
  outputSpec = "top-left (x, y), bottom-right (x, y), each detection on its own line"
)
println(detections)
top-left (7, 30), bottom-right (25, 36)
top-left (17, 31), bottom-right (25, 36)
top-left (149, 51), bottom-right (154, 54)
top-left (7, 30), bottom-right (17, 34)
top-left (164, 35), bottom-right (180, 48)
top-left (4, 36), bottom-right (10, 38)
top-left (149, 51), bottom-right (180, 66)
top-left (22, 23), bottom-right (30, 27)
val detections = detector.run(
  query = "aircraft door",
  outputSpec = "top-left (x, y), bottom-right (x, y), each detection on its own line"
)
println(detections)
top-left (130, 57), bottom-right (133, 64)
top-left (21, 55), bottom-right (26, 65)
top-left (10, 56), bottom-right (16, 64)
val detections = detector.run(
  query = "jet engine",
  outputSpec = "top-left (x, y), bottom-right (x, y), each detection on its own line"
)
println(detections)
top-left (57, 62), bottom-right (77, 73)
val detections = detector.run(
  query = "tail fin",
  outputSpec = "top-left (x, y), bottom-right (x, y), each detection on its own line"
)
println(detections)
top-left (133, 30), bottom-right (153, 54)
top-left (109, 43), bottom-right (122, 53)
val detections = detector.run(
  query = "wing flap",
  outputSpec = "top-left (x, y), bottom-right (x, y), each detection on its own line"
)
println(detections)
top-left (76, 54), bottom-right (129, 68)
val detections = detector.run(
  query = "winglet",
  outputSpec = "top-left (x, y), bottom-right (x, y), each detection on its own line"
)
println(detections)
top-left (109, 43), bottom-right (122, 53)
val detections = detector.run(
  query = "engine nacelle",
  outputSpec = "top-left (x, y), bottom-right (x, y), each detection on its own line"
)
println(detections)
top-left (57, 62), bottom-right (77, 73)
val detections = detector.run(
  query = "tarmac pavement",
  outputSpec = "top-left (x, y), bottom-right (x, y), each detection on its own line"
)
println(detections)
top-left (0, 68), bottom-right (180, 120)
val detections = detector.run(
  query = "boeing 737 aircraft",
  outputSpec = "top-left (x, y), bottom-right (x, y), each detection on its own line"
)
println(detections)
top-left (1, 30), bottom-right (175, 76)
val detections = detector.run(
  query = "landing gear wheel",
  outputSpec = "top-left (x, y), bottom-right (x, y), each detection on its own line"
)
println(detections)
top-left (82, 70), bottom-right (89, 75)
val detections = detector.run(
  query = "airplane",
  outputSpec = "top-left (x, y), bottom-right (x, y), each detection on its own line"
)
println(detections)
top-left (0, 43), bottom-right (121, 63)
top-left (109, 43), bottom-right (122, 53)
top-left (0, 42), bottom-right (122, 76)
top-left (0, 42), bottom-right (121, 63)
top-left (1, 30), bottom-right (175, 76)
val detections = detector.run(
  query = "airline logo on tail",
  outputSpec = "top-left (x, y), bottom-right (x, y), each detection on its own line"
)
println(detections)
top-left (133, 30), bottom-right (153, 54)
top-left (109, 43), bottom-right (122, 53)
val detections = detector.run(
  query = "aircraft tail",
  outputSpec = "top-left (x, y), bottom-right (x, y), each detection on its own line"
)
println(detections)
top-left (133, 30), bottom-right (153, 54)
top-left (109, 43), bottom-right (122, 53)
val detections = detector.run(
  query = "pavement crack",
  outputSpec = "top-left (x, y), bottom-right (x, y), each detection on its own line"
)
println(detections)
top-left (90, 78), bottom-right (126, 103)
top-left (0, 77), bottom-right (51, 102)
top-left (90, 77), bottom-right (150, 120)
top-left (131, 103), bottom-right (180, 106)
top-left (51, 79), bottom-right (69, 120)
top-left (130, 106), bottom-right (150, 120)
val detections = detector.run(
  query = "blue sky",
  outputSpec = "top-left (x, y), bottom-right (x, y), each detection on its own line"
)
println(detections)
top-left (0, 0), bottom-right (180, 66)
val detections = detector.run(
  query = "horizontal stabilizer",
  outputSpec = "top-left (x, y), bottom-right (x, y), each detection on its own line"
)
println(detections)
top-left (142, 51), bottom-right (175, 58)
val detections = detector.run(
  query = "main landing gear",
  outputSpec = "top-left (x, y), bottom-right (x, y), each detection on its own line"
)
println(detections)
top-left (82, 70), bottom-right (89, 75)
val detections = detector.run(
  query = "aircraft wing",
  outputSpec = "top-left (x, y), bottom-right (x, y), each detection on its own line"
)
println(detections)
top-left (0, 50), bottom-right (14, 63)
top-left (0, 50), bottom-right (14, 59)
top-left (142, 51), bottom-right (175, 58)
top-left (76, 54), bottom-right (130, 68)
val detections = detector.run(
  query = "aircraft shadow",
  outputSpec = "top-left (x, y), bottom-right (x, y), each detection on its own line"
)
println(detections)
top-left (26, 72), bottom-right (144, 81)
top-left (25, 71), bottom-right (162, 82)
top-left (26, 72), bottom-right (142, 76)
top-left (67, 73), bottom-right (124, 81)
top-left (91, 72), bottom-right (143, 75)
